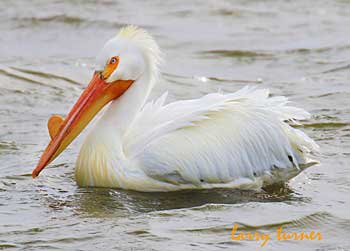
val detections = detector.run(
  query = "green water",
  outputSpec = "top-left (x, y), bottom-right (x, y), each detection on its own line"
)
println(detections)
top-left (0, 0), bottom-right (349, 250)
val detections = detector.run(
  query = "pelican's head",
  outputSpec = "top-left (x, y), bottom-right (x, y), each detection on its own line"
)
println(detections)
top-left (32, 26), bottom-right (160, 178)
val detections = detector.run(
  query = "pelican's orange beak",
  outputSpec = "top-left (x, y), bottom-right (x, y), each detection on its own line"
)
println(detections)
top-left (32, 72), bottom-right (133, 178)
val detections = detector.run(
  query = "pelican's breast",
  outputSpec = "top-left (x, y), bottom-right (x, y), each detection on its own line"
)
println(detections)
top-left (75, 133), bottom-right (120, 188)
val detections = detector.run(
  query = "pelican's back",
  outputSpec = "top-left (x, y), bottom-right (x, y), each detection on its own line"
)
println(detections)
top-left (125, 86), bottom-right (318, 191)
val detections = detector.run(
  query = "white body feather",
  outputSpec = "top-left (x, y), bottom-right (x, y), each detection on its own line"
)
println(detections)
top-left (75, 86), bottom-right (318, 191)
top-left (74, 26), bottom-right (318, 191)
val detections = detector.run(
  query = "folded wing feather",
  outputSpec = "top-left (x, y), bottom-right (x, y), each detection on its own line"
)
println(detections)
top-left (123, 86), bottom-right (318, 186)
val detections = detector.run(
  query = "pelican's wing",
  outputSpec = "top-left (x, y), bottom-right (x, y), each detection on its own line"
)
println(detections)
top-left (123, 86), bottom-right (318, 161)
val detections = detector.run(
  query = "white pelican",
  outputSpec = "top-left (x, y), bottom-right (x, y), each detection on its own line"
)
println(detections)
top-left (32, 26), bottom-right (318, 191)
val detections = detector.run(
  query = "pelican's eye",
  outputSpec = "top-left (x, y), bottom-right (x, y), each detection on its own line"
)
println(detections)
top-left (102, 56), bottom-right (119, 80)
top-left (110, 57), bottom-right (118, 65)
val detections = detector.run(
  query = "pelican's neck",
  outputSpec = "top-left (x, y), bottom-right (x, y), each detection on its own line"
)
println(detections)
top-left (95, 68), bottom-right (154, 140)
top-left (76, 71), bottom-right (155, 187)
